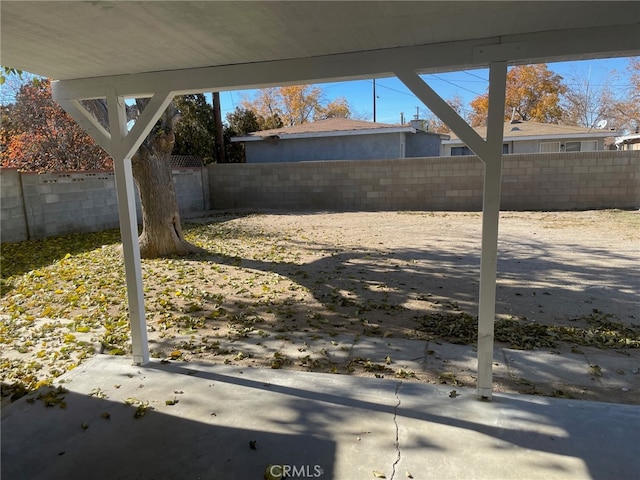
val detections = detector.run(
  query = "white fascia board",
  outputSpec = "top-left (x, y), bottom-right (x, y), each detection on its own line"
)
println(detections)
top-left (52, 24), bottom-right (639, 102)
top-left (230, 127), bottom-right (416, 143)
top-left (615, 133), bottom-right (640, 144)
top-left (442, 132), bottom-right (616, 144)
top-left (232, 136), bottom-right (262, 143)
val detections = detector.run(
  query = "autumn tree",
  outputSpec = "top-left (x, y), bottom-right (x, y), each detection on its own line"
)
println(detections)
top-left (241, 84), bottom-right (351, 129)
top-left (0, 77), bottom-right (112, 172)
top-left (2, 73), bottom-right (202, 257)
top-left (469, 64), bottom-right (566, 126)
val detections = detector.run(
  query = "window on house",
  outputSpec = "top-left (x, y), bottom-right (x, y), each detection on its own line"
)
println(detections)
top-left (566, 140), bottom-right (598, 152)
top-left (565, 141), bottom-right (581, 152)
top-left (540, 141), bottom-right (560, 153)
top-left (451, 146), bottom-right (473, 156)
top-left (450, 144), bottom-right (507, 155)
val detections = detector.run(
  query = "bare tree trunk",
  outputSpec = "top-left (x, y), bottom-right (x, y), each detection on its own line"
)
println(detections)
top-left (131, 101), bottom-right (204, 259)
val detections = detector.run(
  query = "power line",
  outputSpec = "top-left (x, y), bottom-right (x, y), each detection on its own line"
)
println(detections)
top-left (424, 74), bottom-right (484, 97)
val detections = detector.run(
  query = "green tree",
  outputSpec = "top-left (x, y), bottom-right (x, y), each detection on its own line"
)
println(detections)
top-left (223, 107), bottom-right (261, 163)
top-left (173, 94), bottom-right (216, 162)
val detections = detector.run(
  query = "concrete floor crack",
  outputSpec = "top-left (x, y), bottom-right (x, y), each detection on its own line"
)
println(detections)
top-left (390, 381), bottom-right (402, 480)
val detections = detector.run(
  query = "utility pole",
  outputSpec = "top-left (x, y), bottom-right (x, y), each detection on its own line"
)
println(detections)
top-left (373, 79), bottom-right (377, 122)
top-left (212, 92), bottom-right (225, 163)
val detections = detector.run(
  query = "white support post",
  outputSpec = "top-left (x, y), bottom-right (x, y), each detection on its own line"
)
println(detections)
top-left (396, 63), bottom-right (507, 400)
top-left (54, 88), bottom-right (175, 365)
top-left (476, 61), bottom-right (507, 400)
top-left (107, 91), bottom-right (149, 366)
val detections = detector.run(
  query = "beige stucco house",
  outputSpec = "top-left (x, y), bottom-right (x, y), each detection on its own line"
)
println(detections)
top-left (442, 121), bottom-right (616, 156)
top-left (615, 133), bottom-right (640, 151)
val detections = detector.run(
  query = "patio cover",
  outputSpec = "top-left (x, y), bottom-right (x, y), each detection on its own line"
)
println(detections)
top-left (2, 1), bottom-right (639, 400)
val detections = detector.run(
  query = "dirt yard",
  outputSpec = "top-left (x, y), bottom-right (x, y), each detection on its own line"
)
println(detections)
top-left (2, 209), bottom-right (639, 405)
top-left (148, 209), bottom-right (640, 403)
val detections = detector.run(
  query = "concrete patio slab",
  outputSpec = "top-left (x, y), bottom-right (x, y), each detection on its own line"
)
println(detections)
top-left (3, 354), bottom-right (639, 480)
top-left (502, 349), bottom-right (593, 387)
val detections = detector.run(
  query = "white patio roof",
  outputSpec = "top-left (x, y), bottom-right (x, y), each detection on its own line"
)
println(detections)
top-left (2, 1), bottom-right (639, 400)
top-left (2, 1), bottom-right (638, 97)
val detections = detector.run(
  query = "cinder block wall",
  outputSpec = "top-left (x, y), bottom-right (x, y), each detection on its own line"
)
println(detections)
top-left (209, 151), bottom-right (639, 211)
top-left (19, 171), bottom-right (122, 240)
top-left (1, 168), bottom-right (209, 242)
top-left (501, 151), bottom-right (639, 210)
top-left (3, 152), bottom-right (637, 243)
top-left (0, 169), bottom-right (29, 243)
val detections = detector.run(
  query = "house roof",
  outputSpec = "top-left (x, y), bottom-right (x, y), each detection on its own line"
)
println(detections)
top-left (615, 133), bottom-right (640, 145)
top-left (443, 121), bottom-right (618, 144)
top-left (232, 118), bottom-right (445, 142)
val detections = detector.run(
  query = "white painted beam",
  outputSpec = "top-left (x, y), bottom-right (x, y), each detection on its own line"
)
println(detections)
top-left (107, 90), bottom-right (149, 366)
top-left (394, 70), bottom-right (489, 159)
top-left (476, 62), bottom-right (508, 400)
top-left (123, 92), bottom-right (175, 160)
top-left (396, 62), bottom-right (507, 401)
top-left (55, 98), bottom-right (112, 155)
top-left (52, 24), bottom-right (638, 101)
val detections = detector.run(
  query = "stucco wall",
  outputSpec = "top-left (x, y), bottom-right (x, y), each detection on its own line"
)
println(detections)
top-left (209, 151), bottom-right (639, 212)
top-left (245, 133), bottom-right (404, 163)
top-left (443, 137), bottom-right (606, 155)
top-left (405, 132), bottom-right (443, 157)
top-left (244, 131), bottom-right (442, 163)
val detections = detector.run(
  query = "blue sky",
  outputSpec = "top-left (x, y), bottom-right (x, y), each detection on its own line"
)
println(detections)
top-left (217, 57), bottom-right (637, 125)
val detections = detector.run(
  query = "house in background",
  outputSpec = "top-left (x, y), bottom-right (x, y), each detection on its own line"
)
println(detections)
top-left (442, 121), bottom-right (617, 156)
top-left (615, 132), bottom-right (640, 151)
top-left (231, 118), bottom-right (449, 163)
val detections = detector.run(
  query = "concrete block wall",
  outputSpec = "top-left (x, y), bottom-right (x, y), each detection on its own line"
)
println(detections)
top-left (209, 157), bottom-right (485, 211)
top-left (501, 151), bottom-right (640, 210)
top-left (19, 171), bottom-right (121, 240)
top-left (172, 168), bottom-right (211, 212)
top-left (0, 169), bottom-right (29, 243)
top-left (1, 168), bottom-right (210, 242)
top-left (209, 151), bottom-right (639, 211)
top-left (3, 152), bottom-right (637, 243)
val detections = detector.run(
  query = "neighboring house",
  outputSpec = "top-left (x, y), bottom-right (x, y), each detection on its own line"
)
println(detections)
top-left (442, 121), bottom-right (616, 156)
top-left (614, 133), bottom-right (640, 151)
top-left (231, 118), bottom-right (449, 163)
